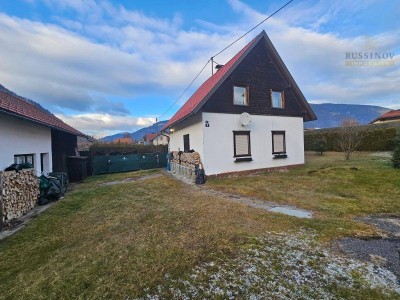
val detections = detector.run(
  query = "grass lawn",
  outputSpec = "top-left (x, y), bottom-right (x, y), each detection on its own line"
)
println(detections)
top-left (208, 151), bottom-right (400, 241)
top-left (0, 152), bottom-right (399, 299)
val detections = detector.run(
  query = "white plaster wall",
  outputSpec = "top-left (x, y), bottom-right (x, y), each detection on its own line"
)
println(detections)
top-left (202, 112), bottom-right (305, 175)
top-left (0, 113), bottom-right (53, 174)
top-left (168, 114), bottom-right (204, 159)
top-left (152, 135), bottom-right (169, 145)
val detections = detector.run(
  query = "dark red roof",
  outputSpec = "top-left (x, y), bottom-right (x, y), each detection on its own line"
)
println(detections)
top-left (162, 36), bottom-right (256, 131)
top-left (163, 30), bottom-right (316, 130)
top-left (371, 109), bottom-right (400, 123)
top-left (0, 89), bottom-right (85, 136)
top-left (144, 133), bottom-right (158, 141)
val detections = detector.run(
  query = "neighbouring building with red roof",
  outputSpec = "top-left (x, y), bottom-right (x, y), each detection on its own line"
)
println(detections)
top-left (163, 31), bottom-right (316, 176)
top-left (139, 133), bottom-right (169, 145)
top-left (114, 137), bottom-right (134, 144)
top-left (0, 87), bottom-right (86, 175)
top-left (370, 109), bottom-right (400, 124)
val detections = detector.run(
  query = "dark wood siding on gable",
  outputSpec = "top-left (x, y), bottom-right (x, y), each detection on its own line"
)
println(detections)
top-left (201, 40), bottom-right (306, 118)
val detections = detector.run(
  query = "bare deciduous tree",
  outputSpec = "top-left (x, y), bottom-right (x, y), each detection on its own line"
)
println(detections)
top-left (337, 118), bottom-right (364, 160)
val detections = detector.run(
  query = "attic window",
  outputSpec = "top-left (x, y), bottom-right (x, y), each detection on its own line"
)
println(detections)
top-left (271, 90), bottom-right (285, 109)
top-left (233, 86), bottom-right (249, 106)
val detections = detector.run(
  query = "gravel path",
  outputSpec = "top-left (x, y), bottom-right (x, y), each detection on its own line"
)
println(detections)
top-left (339, 215), bottom-right (400, 276)
top-left (164, 171), bottom-right (312, 218)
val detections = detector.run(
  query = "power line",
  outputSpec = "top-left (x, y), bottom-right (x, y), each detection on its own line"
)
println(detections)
top-left (158, 0), bottom-right (294, 120)
top-left (158, 59), bottom-right (211, 119)
top-left (212, 0), bottom-right (294, 59)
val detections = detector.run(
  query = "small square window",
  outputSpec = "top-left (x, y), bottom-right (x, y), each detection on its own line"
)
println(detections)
top-left (271, 90), bottom-right (284, 109)
top-left (233, 131), bottom-right (251, 157)
top-left (272, 131), bottom-right (286, 154)
top-left (233, 86), bottom-right (249, 106)
top-left (14, 154), bottom-right (34, 167)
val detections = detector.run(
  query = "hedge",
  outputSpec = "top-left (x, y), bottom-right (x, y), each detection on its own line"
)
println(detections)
top-left (304, 122), bottom-right (400, 152)
top-left (90, 143), bottom-right (168, 155)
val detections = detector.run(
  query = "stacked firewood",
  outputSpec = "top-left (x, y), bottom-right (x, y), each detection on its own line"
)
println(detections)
top-left (170, 151), bottom-right (202, 169)
top-left (0, 169), bottom-right (39, 225)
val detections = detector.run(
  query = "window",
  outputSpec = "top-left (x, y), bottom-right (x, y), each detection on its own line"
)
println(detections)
top-left (183, 134), bottom-right (190, 152)
top-left (14, 154), bottom-right (34, 167)
top-left (233, 131), bottom-right (251, 157)
top-left (272, 131), bottom-right (286, 154)
top-left (233, 86), bottom-right (249, 106)
top-left (271, 90), bottom-right (284, 109)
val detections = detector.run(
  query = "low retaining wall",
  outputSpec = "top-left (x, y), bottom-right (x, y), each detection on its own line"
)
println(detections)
top-left (0, 170), bottom-right (39, 229)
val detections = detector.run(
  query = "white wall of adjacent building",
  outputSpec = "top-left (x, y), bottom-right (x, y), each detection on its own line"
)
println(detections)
top-left (168, 112), bottom-right (305, 176)
top-left (0, 113), bottom-right (52, 174)
top-left (152, 134), bottom-right (169, 145)
top-left (168, 113), bottom-right (204, 159)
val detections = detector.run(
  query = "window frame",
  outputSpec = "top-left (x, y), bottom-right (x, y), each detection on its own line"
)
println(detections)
top-left (233, 131), bottom-right (251, 158)
top-left (14, 154), bottom-right (35, 167)
top-left (271, 90), bottom-right (285, 109)
top-left (271, 131), bottom-right (286, 155)
top-left (233, 85), bottom-right (249, 106)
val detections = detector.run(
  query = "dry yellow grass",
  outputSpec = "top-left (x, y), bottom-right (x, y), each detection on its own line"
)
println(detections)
top-left (0, 152), bottom-right (398, 299)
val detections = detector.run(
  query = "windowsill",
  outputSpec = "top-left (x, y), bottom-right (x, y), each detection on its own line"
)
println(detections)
top-left (234, 157), bottom-right (253, 162)
top-left (273, 154), bottom-right (287, 159)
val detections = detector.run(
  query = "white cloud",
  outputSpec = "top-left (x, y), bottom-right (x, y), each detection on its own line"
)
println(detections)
top-left (0, 0), bottom-right (399, 138)
top-left (57, 113), bottom-right (155, 136)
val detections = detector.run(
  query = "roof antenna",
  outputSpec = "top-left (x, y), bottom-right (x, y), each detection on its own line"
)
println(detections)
top-left (211, 57), bottom-right (214, 75)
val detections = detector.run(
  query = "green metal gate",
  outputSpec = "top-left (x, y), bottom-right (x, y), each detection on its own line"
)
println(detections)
top-left (92, 153), bottom-right (167, 175)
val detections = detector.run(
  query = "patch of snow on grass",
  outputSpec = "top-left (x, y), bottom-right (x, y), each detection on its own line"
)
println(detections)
top-left (141, 231), bottom-right (400, 299)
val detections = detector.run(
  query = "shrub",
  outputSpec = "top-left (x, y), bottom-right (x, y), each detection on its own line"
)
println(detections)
top-left (313, 137), bottom-right (327, 155)
top-left (90, 142), bottom-right (168, 156)
top-left (392, 132), bottom-right (400, 168)
top-left (304, 122), bottom-right (400, 152)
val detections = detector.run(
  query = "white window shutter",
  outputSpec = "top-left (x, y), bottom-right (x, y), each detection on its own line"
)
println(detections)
top-left (273, 133), bottom-right (285, 153)
top-left (235, 134), bottom-right (249, 155)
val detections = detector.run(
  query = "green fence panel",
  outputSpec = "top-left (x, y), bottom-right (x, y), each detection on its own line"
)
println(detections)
top-left (92, 153), bottom-right (168, 175)
top-left (92, 156), bottom-right (110, 175)
top-left (109, 154), bottom-right (140, 173)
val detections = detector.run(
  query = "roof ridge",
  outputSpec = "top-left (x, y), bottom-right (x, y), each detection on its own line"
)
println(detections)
top-left (162, 32), bottom-right (262, 130)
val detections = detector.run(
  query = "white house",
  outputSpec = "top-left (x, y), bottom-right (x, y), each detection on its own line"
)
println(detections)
top-left (163, 31), bottom-right (316, 176)
top-left (0, 87), bottom-right (86, 175)
top-left (140, 133), bottom-right (169, 146)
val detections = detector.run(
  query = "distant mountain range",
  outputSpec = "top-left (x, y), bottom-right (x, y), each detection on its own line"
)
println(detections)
top-left (306, 103), bottom-right (390, 128)
top-left (100, 103), bottom-right (390, 141)
top-left (100, 120), bottom-right (168, 142)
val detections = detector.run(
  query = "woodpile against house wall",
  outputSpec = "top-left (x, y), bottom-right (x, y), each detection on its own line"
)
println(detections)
top-left (170, 151), bottom-right (202, 169)
top-left (0, 169), bottom-right (39, 227)
top-left (169, 151), bottom-right (203, 183)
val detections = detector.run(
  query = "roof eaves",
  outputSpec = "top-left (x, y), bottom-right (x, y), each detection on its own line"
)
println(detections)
top-left (0, 109), bottom-right (87, 137)
top-left (164, 33), bottom-right (264, 130)
top-left (261, 32), bottom-right (317, 121)
top-left (192, 33), bottom-right (265, 117)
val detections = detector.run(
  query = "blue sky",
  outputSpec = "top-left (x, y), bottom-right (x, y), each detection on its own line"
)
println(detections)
top-left (0, 0), bottom-right (399, 136)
